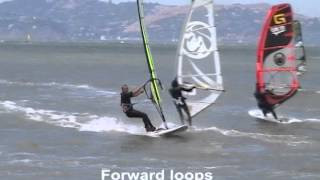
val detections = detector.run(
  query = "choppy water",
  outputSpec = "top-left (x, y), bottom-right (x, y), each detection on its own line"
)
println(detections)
top-left (0, 42), bottom-right (320, 180)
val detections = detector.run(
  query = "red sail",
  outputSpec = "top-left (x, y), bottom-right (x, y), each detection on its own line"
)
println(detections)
top-left (256, 3), bottom-right (299, 106)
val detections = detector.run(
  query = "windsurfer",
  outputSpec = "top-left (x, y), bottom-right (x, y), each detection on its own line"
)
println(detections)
top-left (169, 78), bottom-right (195, 126)
top-left (121, 84), bottom-right (156, 132)
top-left (254, 89), bottom-right (278, 120)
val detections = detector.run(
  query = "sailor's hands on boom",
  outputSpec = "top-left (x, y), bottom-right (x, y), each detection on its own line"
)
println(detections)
top-left (132, 85), bottom-right (145, 97)
top-left (181, 81), bottom-right (225, 92)
top-left (129, 80), bottom-right (152, 98)
top-left (195, 85), bottom-right (226, 92)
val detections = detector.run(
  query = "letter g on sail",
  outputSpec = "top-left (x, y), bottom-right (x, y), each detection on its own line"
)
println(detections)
top-left (182, 21), bottom-right (212, 59)
top-left (273, 13), bottom-right (286, 25)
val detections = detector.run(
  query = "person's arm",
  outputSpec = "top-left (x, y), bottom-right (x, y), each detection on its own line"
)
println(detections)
top-left (132, 86), bottom-right (144, 97)
top-left (121, 102), bottom-right (131, 113)
top-left (181, 86), bottom-right (195, 92)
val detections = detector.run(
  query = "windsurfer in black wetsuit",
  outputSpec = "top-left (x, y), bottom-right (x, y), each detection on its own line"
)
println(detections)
top-left (169, 78), bottom-right (195, 126)
top-left (254, 89), bottom-right (278, 120)
top-left (121, 84), bottom-right (156, 132)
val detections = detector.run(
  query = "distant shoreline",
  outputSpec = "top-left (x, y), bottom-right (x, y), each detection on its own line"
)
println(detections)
top-left (0, 40), bottom-right (318, 49)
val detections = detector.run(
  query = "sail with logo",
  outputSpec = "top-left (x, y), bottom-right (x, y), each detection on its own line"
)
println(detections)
top-left (293, 20), bottom-right (307, 75)
top-left (256, 3), bottom-right (299, 107)
top-left (176, 0), bottom-right (224, 117)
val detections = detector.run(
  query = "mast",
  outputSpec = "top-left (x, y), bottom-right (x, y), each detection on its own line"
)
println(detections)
top-left (136, 0), bottom-right (168, 128)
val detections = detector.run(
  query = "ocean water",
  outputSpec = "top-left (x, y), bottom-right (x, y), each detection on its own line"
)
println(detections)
top-left (0, 42), bottom-right (320, 180)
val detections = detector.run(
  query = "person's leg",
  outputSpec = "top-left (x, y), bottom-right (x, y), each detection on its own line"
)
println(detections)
top-left (271, 109), bottom-right (278, 120)
top-left (126, 109), bottom-right (155, 131)
top-left (181, 103), bottom-right (192, 126)
top-left (265, 106), bottom-right (278, 120)
top-left (262, 109), bottom-right (268, 117)
top-left (258, 103), bottom-right (267, 117)
top-left (175, 103), bottom-right (185, 125)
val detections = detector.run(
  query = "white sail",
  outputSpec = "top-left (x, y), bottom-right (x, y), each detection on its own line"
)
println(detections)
top-left (176, 0), bottom-right (224, 117)
top-left (293, 20), bottom-right (307, 75)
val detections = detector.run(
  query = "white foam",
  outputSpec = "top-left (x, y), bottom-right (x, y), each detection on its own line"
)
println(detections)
top-left (305, 118), bottom-right (320, 123)
top-left (204, 165), bottom-right (238, 170)
top-left (9, 159), bottom-right (33, 164)
top-left (160, 122), bottom-right (177, 129)
top-left (0, 101), bottom-right (144, 134)
top-left (249, 109), bottom-right (320, 124)
top-left (192, 126), bottom-right (309, 146)
top-left (8, 152), bottom-right (37, 157)
top-left (0, 79), bottom-right (116, 96)
top-left (79, 117), bottom-right (140, 133)
top-left (248, 109), bottom-right (304, 124)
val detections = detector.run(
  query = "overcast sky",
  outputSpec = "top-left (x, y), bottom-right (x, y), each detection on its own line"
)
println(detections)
top-left (0, 0), bottom-right (318, 18)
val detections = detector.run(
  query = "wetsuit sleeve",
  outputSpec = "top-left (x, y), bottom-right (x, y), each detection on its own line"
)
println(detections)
top-left (181, 87), bottom-right (194, 92)
top-left (123, 92), bottom-right (133, 99)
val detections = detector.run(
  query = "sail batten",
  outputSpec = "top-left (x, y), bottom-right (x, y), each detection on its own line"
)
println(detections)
top-left (186, 25), bottom-right (216, 33)
top-left (176, 0), bottom-right (223, 117)
top-left (180, 73), bottom-right (220, 77)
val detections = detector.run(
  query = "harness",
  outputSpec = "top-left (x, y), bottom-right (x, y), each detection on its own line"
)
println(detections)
top-left (121, 103), bottom-right (133, 113)
top-left (173, 97), bottom-right (186, 106)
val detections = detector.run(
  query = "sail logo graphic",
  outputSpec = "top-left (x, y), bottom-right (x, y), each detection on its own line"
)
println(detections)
top-left (273, 13), bottom-right (286, 25)
top-left (274, 52), bottom-right (286, 66)
top-left (270, 25), bottom-right (286, 36)
top-left (185, 59), bottom-right (221, 96)
top-left (183, 21), bottom-right (212, 59)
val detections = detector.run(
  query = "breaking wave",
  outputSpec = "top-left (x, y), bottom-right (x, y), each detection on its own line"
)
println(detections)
top-left (0, 79), bottom-right (117, 97)
top-left (0, 101), bottom-right (142, 134)
top-left (192, 125), bottom-right (310, 146)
